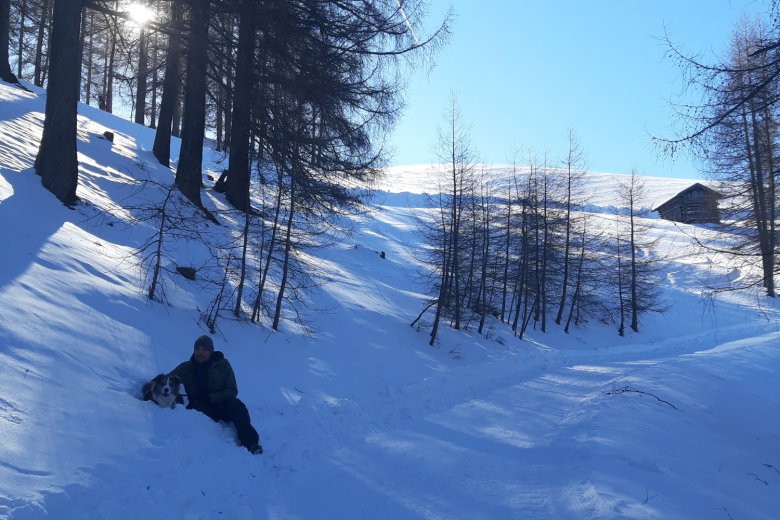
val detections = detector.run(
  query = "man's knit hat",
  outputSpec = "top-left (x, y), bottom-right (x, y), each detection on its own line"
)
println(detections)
top-left (194, 334), bottom-right (214, 352)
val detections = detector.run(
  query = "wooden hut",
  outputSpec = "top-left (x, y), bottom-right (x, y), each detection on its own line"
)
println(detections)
top-left (654, 183), bottom-right (722, 224)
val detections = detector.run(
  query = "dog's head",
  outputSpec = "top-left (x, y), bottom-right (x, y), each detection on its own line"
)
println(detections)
top-left (151, 373), bottom-right (180, 398)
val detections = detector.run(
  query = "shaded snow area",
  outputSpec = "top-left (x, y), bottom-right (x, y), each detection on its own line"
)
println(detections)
top-left (1, 81), bottom-right (779, 519)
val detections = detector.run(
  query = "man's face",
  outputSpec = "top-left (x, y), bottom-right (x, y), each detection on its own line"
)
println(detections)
top-left (194, 345), bottom-right (212, 363)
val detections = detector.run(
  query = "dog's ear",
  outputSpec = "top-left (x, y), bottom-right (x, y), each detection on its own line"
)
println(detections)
top-left (170, 375), bottom-right (181, 386)
top-left (152, 373), bottom-right (166, 383)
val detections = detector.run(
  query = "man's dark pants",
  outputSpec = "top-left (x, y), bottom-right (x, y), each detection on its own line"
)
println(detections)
top-left (189, 398), bottom-right (260, 448)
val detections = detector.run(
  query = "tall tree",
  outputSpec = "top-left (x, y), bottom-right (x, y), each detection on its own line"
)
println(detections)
top-left (0, 0), bottom-right (19, 83)
top-left (614, 226), bottom-right (627, 337)
top-left (615, 170), bottom-right (663, 333)
top-left (563, 220), bottom-right (589, 333)
top-left (34, 0), bottom-right (83, 206)
top-left (224, 0), bottom-right (255, 212)
top-left (423, 94), bottom-right (475, 345)
top-left (175, 0), bottom-right (209, 207)
top-left (102, 13), bottom-right (116, 112)
top-left (659, 15), bottom-right (780, 296)
top-left (475, 167), bottom-right (494, 335)
top-left (712, 24), bottom-right (778, 296)
top-left (33, 0), bottom-right (50, 86)
top-left (82, 9), bottom-right (94, 103)
top-left (152, 0), bottom-right (183, 167)
top-left (272, 178), bottom-right (295, 331)
top-left (511, 171), bottom-right (534, 338)
top-left (555, 129), bottom-right (586, 324)
top-left (14, 0), bottom-right (27, 79)
top-left (134, 22), bottom-right (148, 124)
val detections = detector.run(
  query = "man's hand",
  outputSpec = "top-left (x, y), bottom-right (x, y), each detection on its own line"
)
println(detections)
top-left (186, 400), bottom-right (208, 411)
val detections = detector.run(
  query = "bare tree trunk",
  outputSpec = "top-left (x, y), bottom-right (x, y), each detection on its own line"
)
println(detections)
top-left (734, 45), bottom-right (775, 297)
top-left (153, 0), bottom-right (182, 166)
top-left (16, 0), bottom-right (26, 79)
top-left (0, 0), bottom-right (19, 83)
top-left (462, 204), bottom-right (477, 310)
top-left (251, 170), bottom-right (283, 323)
top-left (233, 208), bottom-right (251, 317)
top-left (147, 185), bottom-right (176, 301)
top-left (172, 81), bottom-right (181, 136)
top-left (134, 26), bottom-right (148, 125)
top-left (429, 246), bottom-right (450, 346)
top-left (556, 139), bottom-right (577, 324)
top-left (175, 0), bottom-right (209, 207)
top-left (564, 224), bottom-right (586, 333)
top-left (150, 29), bottom-right (159, 128)
top-left (477, 196), bottom-right (490, 334)
top-left (520, 279), bottom-right (536, 339)
top-left (617, 235), bottom-right (625, 337)
top-left (520, 179), bottom-right (538, 338)
top-left (430, 200), bottom-right (452, 345)
top-left (83, 10), bottom-right (93, 104)
top-left (748, 96), bottom-right (775, 296)
top-left (34, 0), bottom-right (82, 206)
top-left (758, 59), bottom-right (777, 295)
top-left (450, 108), bottom-right (463, 330)
top-left (215, 60), bottom-right (223, 150)
top-left (539, 169), bottom-right (549, 333)
top-left (33, 0), bottom-right (50, 86)
top-left (223, 69), bottom-right (232, 152)
top-left (451, 155), bottom-right (461, 330)
top-left (105, 17), bottom-right (116, 112)
top-left (225, 0), bottom-right (255, 212)
top-left (511, 201), bottom-right (528, 333)
top-left (629, 189), bottom-right (638, 333)
top-left (531, 191), bottom-right (541, 326)
top-left (272, 182), bottom-right (295, 331)
top-left (499, 180), bottom-right (512, 321)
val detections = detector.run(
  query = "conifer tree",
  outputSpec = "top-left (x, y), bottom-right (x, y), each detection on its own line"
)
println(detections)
top-left (34, 0), bottom-right (83, 206)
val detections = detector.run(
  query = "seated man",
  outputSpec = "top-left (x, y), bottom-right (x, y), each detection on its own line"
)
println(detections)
top-left (170, 335), bottom-right (262, 455)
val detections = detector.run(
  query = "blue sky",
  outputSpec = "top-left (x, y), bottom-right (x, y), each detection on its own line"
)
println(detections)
top-left (388, 0), bottom-right (769, 179)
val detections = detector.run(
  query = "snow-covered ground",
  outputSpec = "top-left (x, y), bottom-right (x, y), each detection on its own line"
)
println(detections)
top-left (0, 81), bottom-right (778, 519)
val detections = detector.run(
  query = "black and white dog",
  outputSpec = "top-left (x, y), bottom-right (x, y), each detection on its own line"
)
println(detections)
top-left (142, 374), bottom-right (182, 409)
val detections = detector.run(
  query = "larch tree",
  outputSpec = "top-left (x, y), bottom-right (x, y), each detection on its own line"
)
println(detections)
top-left (1, 0), bottom-right (19, 83)
top-left (615, 169), bottom-right (663, 333)
top-left (33, 0), bottom-right (51, 86)
top-left (224, 0), bottom-right (255, 213)
top-left (555, 128), bottom-right (587, 325)
top-left (706, 23), bottom-right (779, 296)
top-left (425, 94), bottom-right (476, 345)
top-left (13, 0), bottom-right (27, 79)
top-left (152, 0), bottom-right (183, 167)
top-left (133, 16), bottom-right (148, 125)
top-left (658, 13), bottom-right (780, 297)
top-left (174, 0), bottom-right (209, 208)
top-left (34, 0), bottom-right (83, 206)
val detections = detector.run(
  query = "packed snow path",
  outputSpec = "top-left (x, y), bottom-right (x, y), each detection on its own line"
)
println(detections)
top-left (6, 325), bottom-right (778, 519)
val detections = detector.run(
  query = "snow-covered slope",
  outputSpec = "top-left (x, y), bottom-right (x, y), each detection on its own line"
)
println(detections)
top-left (0, 81), bottom-right (778, 519)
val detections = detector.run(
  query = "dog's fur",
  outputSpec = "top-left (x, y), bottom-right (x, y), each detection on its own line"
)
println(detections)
top-left (142, 374), bottom-right (181, 409)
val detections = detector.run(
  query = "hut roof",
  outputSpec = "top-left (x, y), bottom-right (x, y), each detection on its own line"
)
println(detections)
top-left (653, 183), bottom-right (722, 212)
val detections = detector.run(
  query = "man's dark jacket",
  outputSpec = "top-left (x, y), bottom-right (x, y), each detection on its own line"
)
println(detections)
top-left (169, 351), bottom-right (238, 403)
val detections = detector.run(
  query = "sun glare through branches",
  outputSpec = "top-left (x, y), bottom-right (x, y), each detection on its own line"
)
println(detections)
top-left (126, 3), bottom-right (154, 26)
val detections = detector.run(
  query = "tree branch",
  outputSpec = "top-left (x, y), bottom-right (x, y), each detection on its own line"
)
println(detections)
top-left (605, 385), bottom-right (678, 410)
